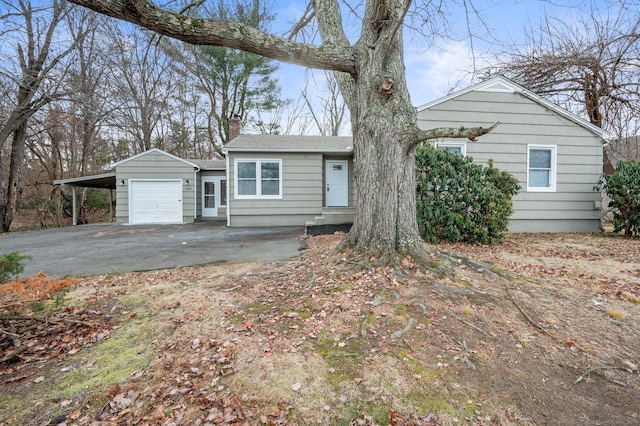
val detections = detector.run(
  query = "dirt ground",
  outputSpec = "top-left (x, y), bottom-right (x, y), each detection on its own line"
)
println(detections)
top-left (1, 232), bottom-right (639, 425)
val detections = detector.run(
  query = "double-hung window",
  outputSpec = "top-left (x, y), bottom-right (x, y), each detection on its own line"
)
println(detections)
top-left (527, 145), bottom-right (556, 192)
top-left (235, 159), bottom-right (282, 199)
top-left (436, 141), bottom-right (467, 156)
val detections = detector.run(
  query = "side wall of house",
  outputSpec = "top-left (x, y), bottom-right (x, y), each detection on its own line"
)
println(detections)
top-left (115, 151), bottom-right (196, 224)
top-left (417, 90), bottom-right (604, 232)
top-left (227, 152), bottom-right (325, 226)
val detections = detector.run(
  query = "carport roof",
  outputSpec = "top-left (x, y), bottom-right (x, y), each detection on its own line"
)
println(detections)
top-left (53, 172), bottom-right (116, 189)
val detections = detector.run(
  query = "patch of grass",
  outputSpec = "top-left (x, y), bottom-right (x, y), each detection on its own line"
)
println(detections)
top-left (517, 331), bottom-right (535, 346)
top-left (386, 350), bottom-right (459, 417)
top-left (0, 306), bottom-right (160, 424)
top-left (30, 299), bottom-right (45, 313)
top-left (460, 305), bottom-right (474, 316)
top-left (337, 402), bottom-right (391, 425)
top-left (604, 307), bottom-right (626, 320)
top-left (428, 259), bottom-right (447, 269)
top-left (393, 304), bottom-right (410, 316)
top-left (227, 302), bottom-right (274, 324)
top-left (625, 294), bottom-right (640, 304)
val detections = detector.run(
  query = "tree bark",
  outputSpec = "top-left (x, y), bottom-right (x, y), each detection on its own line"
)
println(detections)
top-left (1, 122), bottom-right (28, 232)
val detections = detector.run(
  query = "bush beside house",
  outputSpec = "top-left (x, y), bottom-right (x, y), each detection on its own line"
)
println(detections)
top-left (416, 144), bottom-right (520, 244)
top-left (597, 160), bottom-right (640, 237)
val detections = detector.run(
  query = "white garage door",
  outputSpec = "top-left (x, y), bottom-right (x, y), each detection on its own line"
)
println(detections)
top-left (129, 180), bottom-right (183, 224)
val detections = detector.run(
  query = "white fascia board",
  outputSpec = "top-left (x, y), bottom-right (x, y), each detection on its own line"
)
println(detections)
top-left (112, 148), bottom-right (199, 169)
top-left (222, 147), bottom-right (353, 154)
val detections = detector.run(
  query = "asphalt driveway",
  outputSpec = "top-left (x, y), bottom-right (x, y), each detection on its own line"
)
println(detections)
top-left (0, 221), bottom-right (305, 278)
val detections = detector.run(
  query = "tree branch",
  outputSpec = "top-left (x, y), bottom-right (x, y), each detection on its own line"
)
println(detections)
top-left (69, 0), bottom-right (356, 74)
top-left (416, 121), bottom-right (500, 144)
top-left (287, 2), bottom-right (315, 41)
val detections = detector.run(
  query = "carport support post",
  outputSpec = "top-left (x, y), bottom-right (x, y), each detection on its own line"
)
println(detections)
top-left (72, 186), bottom-right (77, 226)
top-left (108, 189), bottom-right (113, 222)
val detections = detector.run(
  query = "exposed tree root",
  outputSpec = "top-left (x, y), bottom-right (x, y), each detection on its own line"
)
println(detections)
top-left (390, 317), bottom-right (414, 339)
top-left (574, 365), bottom-right (637, 385)
top-left (1, 344), bottom-right (28, 363)
top-left (501, 283), bottom-right (549, 335)
top-left (442, 308), bottom-right (495, 340)
top-left (0, 314), bottom-right (93, 327)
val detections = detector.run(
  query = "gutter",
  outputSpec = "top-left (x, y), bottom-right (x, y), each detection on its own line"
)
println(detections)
top-left (222, 147), bottom-right (353, 154)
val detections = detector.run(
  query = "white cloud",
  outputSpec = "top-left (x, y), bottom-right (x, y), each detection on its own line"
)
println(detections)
top-left (404, 40), bottom-right (478, 106)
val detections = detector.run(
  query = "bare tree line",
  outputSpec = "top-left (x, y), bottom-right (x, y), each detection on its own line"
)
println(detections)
top-left (0, 0), bottom-right (348, 231)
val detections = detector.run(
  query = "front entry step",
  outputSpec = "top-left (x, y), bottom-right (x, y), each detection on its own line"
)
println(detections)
top-left (305, 208), bottom-right (355, 227)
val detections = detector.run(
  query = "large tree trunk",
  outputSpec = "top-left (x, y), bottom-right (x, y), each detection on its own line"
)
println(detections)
top-left (344, 75), bottom-right (422, 256)
top-left (336, 1), bottom-right (423, 257)
top-left (2, 122), bottom-right (28, 232)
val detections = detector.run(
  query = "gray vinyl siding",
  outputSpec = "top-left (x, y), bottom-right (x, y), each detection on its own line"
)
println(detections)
top-left (115, 150), bottom-right (196, 224)
top-left (227, 152), bottom-right (338, 226)
top-left (417, 90), bottom-right (604, 232)
top-left (228, 152), bottom-right (322, 226)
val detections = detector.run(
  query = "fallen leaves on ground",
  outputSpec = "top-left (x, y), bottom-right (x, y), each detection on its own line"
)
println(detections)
top-left (0, 273), bottom-right (115, 387)
top-left (1, 233), bottom-right (639, 426)
top-left (0, 306), bottom-right (116, 386)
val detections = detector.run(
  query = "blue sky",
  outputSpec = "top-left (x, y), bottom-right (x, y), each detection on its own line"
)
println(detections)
top-left (271, 0), bottom-right (617, 112)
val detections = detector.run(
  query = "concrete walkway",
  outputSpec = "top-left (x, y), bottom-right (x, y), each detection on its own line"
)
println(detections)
top-left (0, 222), bottom-right (305, 278)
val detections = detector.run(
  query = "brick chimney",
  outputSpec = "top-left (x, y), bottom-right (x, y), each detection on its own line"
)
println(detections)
top-left (228, 114), bottom-right (242, 141)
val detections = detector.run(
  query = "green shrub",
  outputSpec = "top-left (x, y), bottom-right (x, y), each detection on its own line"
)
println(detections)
top-left (596, 160), bottom-right (640, 236)
top-left (0, 251), bottom-right (31, 284)
top-left (415, 144), bottom-right (520, 244)
top-left (85, 187), bottom-right (110, 209)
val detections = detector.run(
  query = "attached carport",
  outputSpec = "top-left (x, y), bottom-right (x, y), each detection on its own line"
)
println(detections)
top-left (53, 172), bottom-right (116, 225)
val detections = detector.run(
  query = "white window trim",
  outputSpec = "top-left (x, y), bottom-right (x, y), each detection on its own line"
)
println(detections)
top-left (527, 144), bottom-right (557, 192)
top-left (436, 140), bottom-right (467, 156)
top-left (234, 159), bottom-right (283, 199)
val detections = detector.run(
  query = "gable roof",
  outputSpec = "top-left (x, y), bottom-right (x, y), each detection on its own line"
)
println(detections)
top-left (223, 134), bottom-right (353, 153)
top-left (111, 148), bottom-right (200, 168)
top-left (417, 75), bottom-right (613, 143)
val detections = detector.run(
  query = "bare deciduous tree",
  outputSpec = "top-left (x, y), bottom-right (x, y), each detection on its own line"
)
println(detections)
top-left (69, 0), bottom-right (497, 259)
top-left (0, 0), bottom-right (81, 232)
top-left (484, 4), bottom-right (640, 172)
top-left (302, 70), bottom-right (349, 136)
top-left (105, 25), bottom-right (176, 154)
top-left (249, 97), bottom-right (314, 136)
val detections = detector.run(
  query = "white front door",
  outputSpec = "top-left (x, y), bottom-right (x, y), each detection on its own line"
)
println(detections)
top-left (202, 176), bottom-right (225, 217)
top-left (325, 160), bottom-right (348, 207)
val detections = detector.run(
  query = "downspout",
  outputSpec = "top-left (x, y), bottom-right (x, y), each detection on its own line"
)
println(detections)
top-left (108, 189), bottom-right (113, 222)
top-left (194, 166), bottom-right (200, 220)
top-left (226, 155), bottom-right (230, 227)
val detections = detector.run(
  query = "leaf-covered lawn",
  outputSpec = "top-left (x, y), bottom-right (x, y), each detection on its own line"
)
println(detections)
top-left (1, 233), bottom-right (639, 425)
